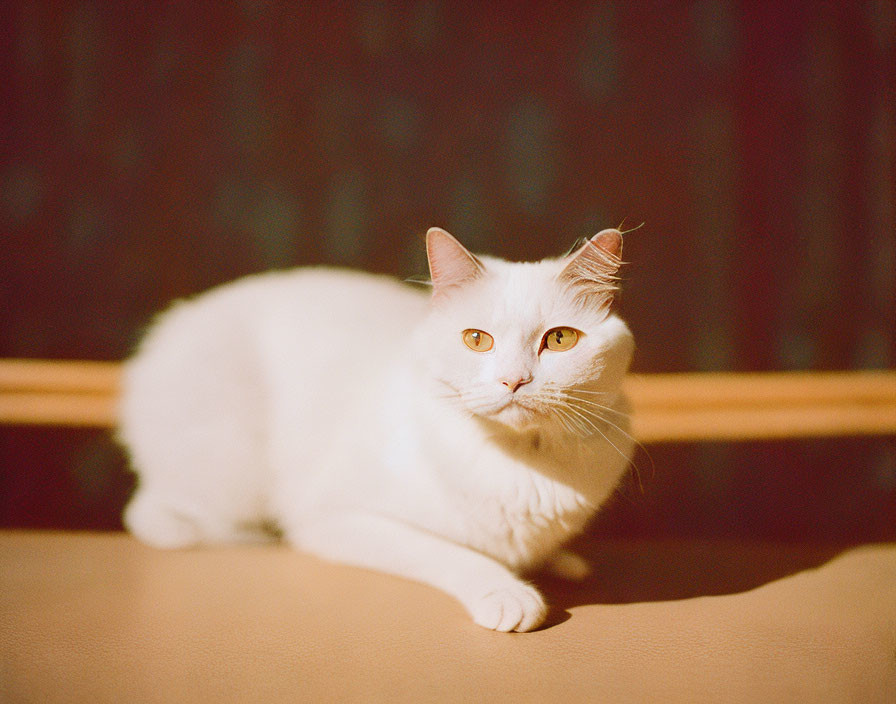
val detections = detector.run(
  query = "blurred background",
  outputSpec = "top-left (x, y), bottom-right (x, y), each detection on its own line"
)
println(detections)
top-left (2, 1), bottom-right (894, 541)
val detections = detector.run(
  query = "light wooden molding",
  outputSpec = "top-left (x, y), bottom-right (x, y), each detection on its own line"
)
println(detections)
top-left (1, 359), bottom-right (895, 443)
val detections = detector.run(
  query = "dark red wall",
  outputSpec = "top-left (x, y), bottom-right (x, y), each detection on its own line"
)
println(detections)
top-left (2, 1), bottom-right (894, 539)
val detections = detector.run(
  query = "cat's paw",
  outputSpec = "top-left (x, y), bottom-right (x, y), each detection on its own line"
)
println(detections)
top-left (470, 583), bottom-right (547, 633)
top-left (124, 494), bottom-right (202, 549)
top-left (546, 549), bottom-right (592, 581)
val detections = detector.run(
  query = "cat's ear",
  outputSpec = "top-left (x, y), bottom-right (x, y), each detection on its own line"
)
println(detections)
top-left (426, 228), bottom-right (483, 298)
top-left (560, 229), bottom-right (623, 303)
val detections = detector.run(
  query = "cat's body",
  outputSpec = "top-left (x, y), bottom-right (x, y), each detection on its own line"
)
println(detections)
top-left (119, 228), bottom-right (635, 632)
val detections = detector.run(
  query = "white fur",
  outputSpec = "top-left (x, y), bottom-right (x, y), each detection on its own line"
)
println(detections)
top-left (119, 234), bottom-right (635, 632)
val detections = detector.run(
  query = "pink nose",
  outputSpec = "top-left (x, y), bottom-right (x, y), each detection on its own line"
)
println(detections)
top-left (501, 375), bottom-right (533, 393)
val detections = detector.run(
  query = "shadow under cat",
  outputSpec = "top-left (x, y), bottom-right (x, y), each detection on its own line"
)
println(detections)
top-left (532, 533), bottom-right (851, 628)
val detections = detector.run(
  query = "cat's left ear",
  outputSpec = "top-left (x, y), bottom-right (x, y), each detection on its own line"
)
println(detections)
top-left (426, 228), bottom-right (484, 299)
top-left (560, 228), bottom-right (623, 302)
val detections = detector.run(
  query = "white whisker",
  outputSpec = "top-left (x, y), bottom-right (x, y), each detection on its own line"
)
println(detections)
top-left (563, 394), bottom-right (631, 420)
top-left (559, 387), bottom-right (611, 395)
top-left (548, 406), bottom-right (576, 435)
top-left (563, 403), bottom-right (601, 433)
top-left (551, 405), bottom-right (590, 437)
top-left (541, 385), bottom-right (653, 492)
top-left (565, 404), bottom-right (633, 468)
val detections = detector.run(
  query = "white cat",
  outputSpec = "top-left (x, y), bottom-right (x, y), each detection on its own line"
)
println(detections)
top-left (119, 227), bottom-right (635, 632)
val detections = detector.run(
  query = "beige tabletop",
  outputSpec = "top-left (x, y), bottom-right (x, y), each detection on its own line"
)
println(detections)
top-left (3, 531), bottom-right (895, 702)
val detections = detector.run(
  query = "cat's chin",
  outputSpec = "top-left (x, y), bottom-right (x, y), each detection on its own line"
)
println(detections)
top-left (483, 401), bottom-right (542, 432)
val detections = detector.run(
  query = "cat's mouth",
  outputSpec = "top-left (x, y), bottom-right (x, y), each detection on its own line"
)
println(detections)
top-left (438, 379), bottom-right (544, 428)
top-left (485, 396), bottom-right (542, 426)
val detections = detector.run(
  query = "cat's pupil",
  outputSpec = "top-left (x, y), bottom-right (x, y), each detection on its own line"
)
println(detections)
top-left (471, 332), bottom-right (481, 346)
top-left (554, 331), bottom-right (563, 344)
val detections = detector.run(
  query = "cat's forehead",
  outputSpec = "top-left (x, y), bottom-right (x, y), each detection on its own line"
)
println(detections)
top-left (466, 258), bottom-right (579, 328)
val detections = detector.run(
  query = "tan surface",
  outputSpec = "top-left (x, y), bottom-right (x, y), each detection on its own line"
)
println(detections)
top-left (2, 531), bottom-right (894, 703)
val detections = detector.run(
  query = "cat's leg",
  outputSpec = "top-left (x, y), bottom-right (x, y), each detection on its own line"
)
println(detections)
top-left (125, 488), bottom-right (275, 549)
top-left (544, 549), bottom-right (592, 581)
top-left (124, 490), bottom-right (205, 549)
top-left (291, 512), bottom-right (547, 632)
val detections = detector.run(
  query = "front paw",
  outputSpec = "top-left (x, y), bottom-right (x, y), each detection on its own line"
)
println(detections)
top-left (470, 582), bottom-right (547, 632)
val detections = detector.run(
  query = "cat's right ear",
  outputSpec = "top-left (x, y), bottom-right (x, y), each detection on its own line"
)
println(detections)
top-left (559, 229), bottom-right (624, 304)
top-left (426, 228), bottom-right (483, 299)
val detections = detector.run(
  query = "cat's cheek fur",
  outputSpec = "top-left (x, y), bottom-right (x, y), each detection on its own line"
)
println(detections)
top-left (119, 234), bottom-right (634, 633)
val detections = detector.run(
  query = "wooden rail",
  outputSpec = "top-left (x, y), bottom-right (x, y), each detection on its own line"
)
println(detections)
top-left (1, 359), bottom-right (895, 443)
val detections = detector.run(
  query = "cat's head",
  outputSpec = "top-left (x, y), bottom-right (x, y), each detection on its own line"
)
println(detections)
top-left (417, 228), bottom-right (634, 435)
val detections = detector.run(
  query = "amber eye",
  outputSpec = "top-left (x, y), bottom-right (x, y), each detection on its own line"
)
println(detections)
top-left (462, 329), bottom-right (494, 352)
top-left (543, 327), bottom-right (579, 352)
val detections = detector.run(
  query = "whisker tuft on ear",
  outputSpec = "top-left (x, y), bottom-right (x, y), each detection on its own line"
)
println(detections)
top-left (618, 221), bottom-right (645, 236)
top-left (563, 236), bottom-right (591, 258)
top-left (559, 228), bottom-right (628, 305)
